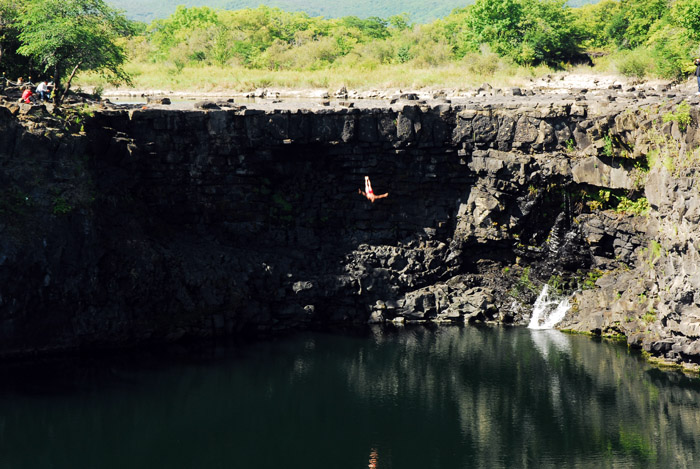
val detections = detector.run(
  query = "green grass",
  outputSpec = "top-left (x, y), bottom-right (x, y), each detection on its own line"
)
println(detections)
top-left (77, 60), bottom-right (555, 93)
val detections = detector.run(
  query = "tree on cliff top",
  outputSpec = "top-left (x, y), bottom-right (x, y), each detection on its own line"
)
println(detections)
top-left (15, 0), bottom-right (134, 104)
top-left (0, 0), bottom-right (30, 79)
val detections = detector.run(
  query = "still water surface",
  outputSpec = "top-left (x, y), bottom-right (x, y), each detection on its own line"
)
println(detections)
top-left (1, 326), bottom-right (700, 468)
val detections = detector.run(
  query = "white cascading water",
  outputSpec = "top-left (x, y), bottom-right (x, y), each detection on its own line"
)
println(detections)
top-left (527, 284), bottom-right (570, 329)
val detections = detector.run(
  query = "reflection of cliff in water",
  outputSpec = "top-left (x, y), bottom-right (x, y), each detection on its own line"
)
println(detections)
top-left (342, 326), bottom-right (700, 468)
top-left (0, 327), bottom-right (699, 468)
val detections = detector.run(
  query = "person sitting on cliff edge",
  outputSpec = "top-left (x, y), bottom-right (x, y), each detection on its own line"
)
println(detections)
top-left (358, 175), bottom-right (388, 203)
top-left (694, 57), bottom-right (700, 94)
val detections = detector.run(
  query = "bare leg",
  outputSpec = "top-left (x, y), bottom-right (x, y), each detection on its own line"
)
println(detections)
top-left (360, 176), bottom-right (388, 203)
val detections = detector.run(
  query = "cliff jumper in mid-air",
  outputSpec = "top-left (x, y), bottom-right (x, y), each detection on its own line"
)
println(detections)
top-left (358, 176), bottom-right (388, 203)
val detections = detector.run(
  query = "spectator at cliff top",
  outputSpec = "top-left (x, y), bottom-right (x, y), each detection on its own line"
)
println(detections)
top-left (19, 86), bottom-right (33, 104)
top-left (36, 81), bottom-right (48, 101)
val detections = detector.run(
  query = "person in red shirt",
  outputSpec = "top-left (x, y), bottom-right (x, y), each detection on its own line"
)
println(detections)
top-left (19, 86), bottom-right (33, 104)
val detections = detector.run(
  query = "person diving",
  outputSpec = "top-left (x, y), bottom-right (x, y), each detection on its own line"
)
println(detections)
top-left (358, 176), bottom-right (388, 203)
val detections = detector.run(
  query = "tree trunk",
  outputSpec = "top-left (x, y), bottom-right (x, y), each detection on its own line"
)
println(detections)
top-left (57, 61), bottom-right (81, 106)
top-left (53, 63), bottom-right (61, 103)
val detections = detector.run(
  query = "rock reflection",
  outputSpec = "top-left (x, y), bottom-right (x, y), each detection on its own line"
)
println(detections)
top-left (0, 327), bottom-right (699, 468)
top-left (339, 326), bottom-right (700, 468)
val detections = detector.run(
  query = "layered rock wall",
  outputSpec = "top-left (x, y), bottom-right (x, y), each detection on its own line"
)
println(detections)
top-left (2, 93), bottom-right (700, 367)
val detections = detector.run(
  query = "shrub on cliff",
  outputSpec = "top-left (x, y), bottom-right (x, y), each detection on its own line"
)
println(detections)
top-left (14, 0), bottom-right (135, 104)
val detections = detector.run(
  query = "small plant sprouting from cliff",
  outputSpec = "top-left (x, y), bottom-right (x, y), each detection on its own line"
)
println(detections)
top-left (662, 101), bottom-right (692, 132)
top-left (508, 266), bottom-right (538, 298)
top-left (547, 274), bottom-right (564, 295)
top-left (578, 269), bottom-right (602, 290)
top-left (0, 188), bottom-right (33, 216)
top-left (615, 196), bottom-right (649, 216)
top-left (603, 134), bottom-right (614, 158)
top-left (629, 158), bottom-right (650, 189)
top-left (576, 187), bottom-right (648, 216)
top-left (272, 192), bottom-right (292, 212)
top-left (52, 196), bottom-right (73, 215)
top-left (643, 310), bottom-right (657, 324)
top-left (640, 240), bottom-right (664, 269)
top-left (566, 138), bottom-right (576, 153)
top-left (649, 240), bottom-right (663, 261)
top-left (270, 191), bottom-right (294, 222)
top-left (65, 104), bottom-right (95, 133)
top-left (585, 189), bottom-right (612, 211)
top-left (664, 145), bottom-right (700, 179)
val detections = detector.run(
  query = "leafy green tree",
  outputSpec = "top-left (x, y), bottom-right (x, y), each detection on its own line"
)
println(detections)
top-left (671, 0), bottom-right (700, 39)
top-left (388, 14), bottom-right (412, 31)
top-left (571, 0), bottom-right (621, 49)
top-left (601, 0), bottom-right (667, 48)
top-left (0, 0), bottom-right (29, 78)
top-left (149, 5), bottom-right (220, 58)
top-left (623, 0), bottom-right (667, 48)
top-left (15, 0), bottom-right (133, 104)
top-left (464, 0), bottom-right (523, 57)
top-left (461, 0), bottom-right (581, 65)
top-left (339, 16), bottom-right (390, 40)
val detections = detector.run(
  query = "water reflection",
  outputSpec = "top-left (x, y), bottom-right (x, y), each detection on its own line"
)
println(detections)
top-left (368, 447), bottom-right (379, 468)
top-left (530, 329), bottom-right (571, 360)
top-left (0, 327), bottom-right (699, 468)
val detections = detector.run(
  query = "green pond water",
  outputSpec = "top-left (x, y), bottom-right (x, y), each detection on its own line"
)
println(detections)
top-left (1, 325), bottom-right (700, 468)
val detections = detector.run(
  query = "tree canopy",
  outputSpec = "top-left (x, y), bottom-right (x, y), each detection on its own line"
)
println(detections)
top-left (15, 0), bottom-right (133, 102)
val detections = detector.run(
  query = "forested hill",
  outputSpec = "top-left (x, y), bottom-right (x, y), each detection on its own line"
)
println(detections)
top-left (106, 0), bottom-right (468, 23)
top-left (107, 0), bottom-right (597, 24)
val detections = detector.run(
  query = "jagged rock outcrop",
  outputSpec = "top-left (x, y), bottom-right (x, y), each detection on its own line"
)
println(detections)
top-left (562, 99), bottom-right (700, 370)
top-left (2, 87), bottom-right (700, 368)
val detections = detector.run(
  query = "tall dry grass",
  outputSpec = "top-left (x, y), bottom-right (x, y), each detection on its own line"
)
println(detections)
top-left (77, 57), bottom-right (557, 93)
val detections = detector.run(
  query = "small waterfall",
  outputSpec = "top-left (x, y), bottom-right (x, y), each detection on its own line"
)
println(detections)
top-left (527, 285), bottom-right (570, 330)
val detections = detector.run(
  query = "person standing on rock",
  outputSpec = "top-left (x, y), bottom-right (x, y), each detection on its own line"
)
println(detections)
top-left (695, 57), bottom-right (700, 94)
top-left (359, 176), bottom-right (388, 203)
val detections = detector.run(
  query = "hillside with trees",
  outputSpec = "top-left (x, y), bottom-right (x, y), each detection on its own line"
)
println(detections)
top-left (106, 0), bottom-right (599, 24)
top-left (120, 0), bottom-right (700, 82)
top-left (106, 0), bottom-right (472, 24)
top-left (1, 0), bottom-right (700, 94)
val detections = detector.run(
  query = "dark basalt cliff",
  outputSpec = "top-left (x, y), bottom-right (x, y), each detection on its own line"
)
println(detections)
top-left (2, 90), bottom-right (700, 369)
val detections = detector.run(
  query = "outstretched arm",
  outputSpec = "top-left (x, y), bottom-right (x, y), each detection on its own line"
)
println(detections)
top-left (374, 192), bottom-right (389, 200)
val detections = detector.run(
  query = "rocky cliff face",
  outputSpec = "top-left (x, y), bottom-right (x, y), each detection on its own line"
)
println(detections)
top-left (1, 89), bottom-right (699, 368)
